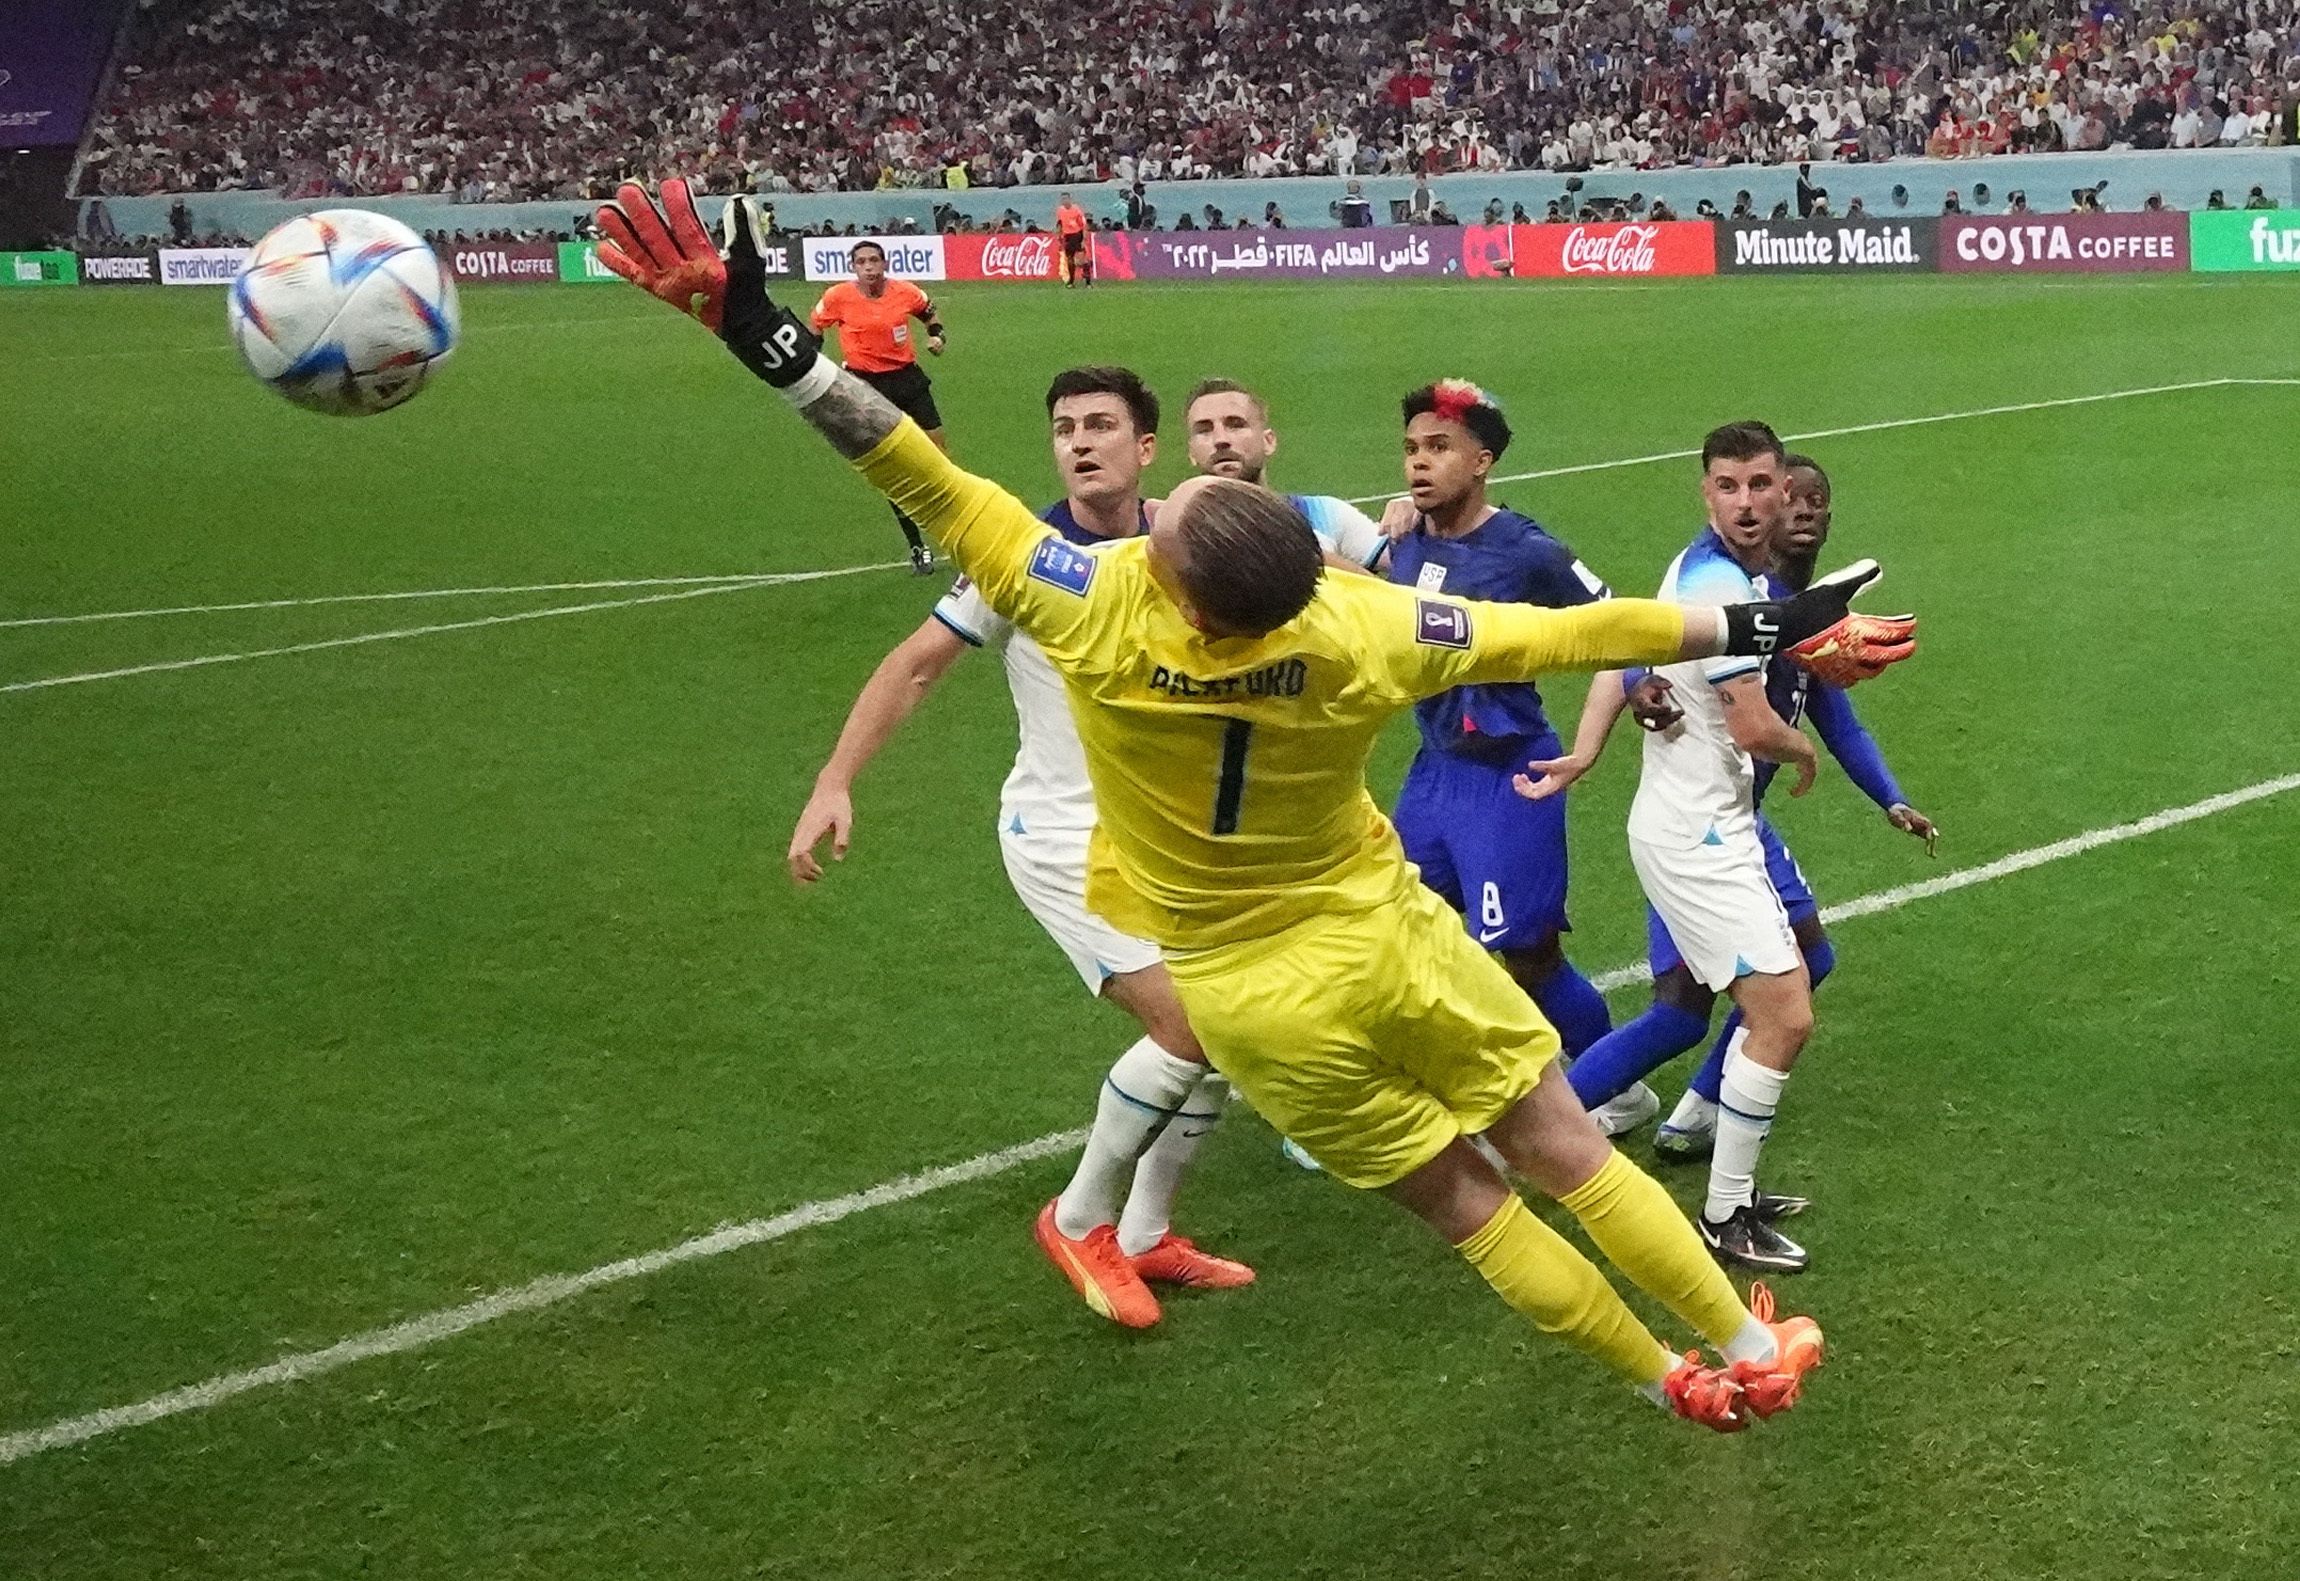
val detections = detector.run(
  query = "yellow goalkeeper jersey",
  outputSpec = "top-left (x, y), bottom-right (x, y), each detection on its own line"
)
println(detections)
top-left (858, 419), bottom-right (1691, 955)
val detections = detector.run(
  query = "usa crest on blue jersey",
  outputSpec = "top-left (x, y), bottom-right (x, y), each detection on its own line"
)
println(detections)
top-left (1415, 598), bottom-right (1472, 649)
top-left (1027, 536), bottom-right (1097, 596)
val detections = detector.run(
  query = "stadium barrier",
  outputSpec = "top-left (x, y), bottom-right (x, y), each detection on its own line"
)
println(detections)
top-left (56, 214), bottom-right (2298, 288)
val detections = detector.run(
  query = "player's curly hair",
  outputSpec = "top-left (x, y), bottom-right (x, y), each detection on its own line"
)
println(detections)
top-left (1783, 451), bottom-right (1831, 491)
top-left (1402, 380), bottom-right (1511, 459)
top-left (1045, 365), bottom-right (1160, 436)
top-left (1170, 480), bottom-right (1323, 637)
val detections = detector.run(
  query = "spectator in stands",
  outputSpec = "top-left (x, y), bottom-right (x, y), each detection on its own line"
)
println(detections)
top-left (80, 0), bottom-right (2300, 201)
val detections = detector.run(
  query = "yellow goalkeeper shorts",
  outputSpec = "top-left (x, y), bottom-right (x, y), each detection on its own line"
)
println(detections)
top-left (1165, 879), bottom-right (1561, 1189)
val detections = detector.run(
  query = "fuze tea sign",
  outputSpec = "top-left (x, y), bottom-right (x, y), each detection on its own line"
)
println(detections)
top-left (2190, 208), bottom-right (2300, 271)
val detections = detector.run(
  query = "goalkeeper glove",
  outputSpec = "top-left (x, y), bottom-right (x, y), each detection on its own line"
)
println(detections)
top-left (1723, 559), bottom-right (1918, 686)
top-left (594, 179), bottom-right (828, 391)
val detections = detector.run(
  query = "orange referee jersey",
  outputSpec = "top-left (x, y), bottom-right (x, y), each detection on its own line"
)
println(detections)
top-left (1056, 202), bottom-right (1088, 236)
top-left (811, 278), bottom-right (934, 373)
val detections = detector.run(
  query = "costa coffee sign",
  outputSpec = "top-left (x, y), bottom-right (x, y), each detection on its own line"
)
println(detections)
top-left (1940, 212), bottom-right (2187, 274)
top-left (1510, 221), bottom-right (1715, 278)
top-left (446, 242), bottom-right (558, 282)
top-left (946, 232), bottom-right (1061, 280)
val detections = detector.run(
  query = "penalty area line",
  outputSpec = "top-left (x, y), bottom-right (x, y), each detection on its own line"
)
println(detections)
top-left (0, 563), bottom-right (907, 694)
top-left (4, 770), bottom-right (2295, 1466)
top-left (1340, 376), bottom-right (2300, 504)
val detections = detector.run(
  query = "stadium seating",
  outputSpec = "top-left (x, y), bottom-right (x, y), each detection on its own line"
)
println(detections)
top-left (81, 0), bottom-right (2299, 201)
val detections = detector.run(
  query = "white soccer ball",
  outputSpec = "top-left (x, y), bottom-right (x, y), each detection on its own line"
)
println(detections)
top-left (228, 209), bottom-right (459, 416)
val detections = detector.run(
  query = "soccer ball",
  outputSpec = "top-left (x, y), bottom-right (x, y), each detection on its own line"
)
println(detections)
top-left (228, 209), bottom-right (459, 416)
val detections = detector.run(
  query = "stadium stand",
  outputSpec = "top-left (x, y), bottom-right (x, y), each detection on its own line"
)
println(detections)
top-left (81, 0), bottom-right (2300, 202)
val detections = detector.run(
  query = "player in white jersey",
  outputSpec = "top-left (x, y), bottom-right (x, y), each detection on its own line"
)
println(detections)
top-left (1598, 422), bottom-right (1825, 1272)
top-left (1177, 377), bottom-right (1390, 572)
top-left (789, 365), bottom-right (1379, 1328)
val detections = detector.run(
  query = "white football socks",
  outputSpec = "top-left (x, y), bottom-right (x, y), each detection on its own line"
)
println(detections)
top-left (1116, 1072), bottom-right (1229, 1256)
top-left (1054, 1038), bottom-right (1205, 1241)
top-left (1706, 1036), bottom-right (1790, 1224)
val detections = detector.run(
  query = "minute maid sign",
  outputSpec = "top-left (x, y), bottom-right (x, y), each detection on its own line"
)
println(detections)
top-left (2191, 208), bottom-right (2300, 271)
top-left (1716, 218), bottom-right (1937, 273)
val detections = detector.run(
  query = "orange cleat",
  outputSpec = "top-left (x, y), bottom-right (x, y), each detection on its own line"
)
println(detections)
top-left (1662, 1351), bottom-right (1752, 1433)
top-left (1128, 1233), bottom-right (1257, 1290)
top-left (1034, 1200), bottom-right (1161, 1329)
top-left (1730, 1281), bottom-right (1826, 1418)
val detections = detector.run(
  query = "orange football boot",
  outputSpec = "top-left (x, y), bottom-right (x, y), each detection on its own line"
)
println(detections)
top-left (1730, 1281), bottom-right (1826, 1418)
top-left (1034, 1200), bottom-right (1161, 1328)
top-left (1128, 1233), bottom-right (1257, 1290)
top-left (1661, 1352), bottom-right (1752, 1433)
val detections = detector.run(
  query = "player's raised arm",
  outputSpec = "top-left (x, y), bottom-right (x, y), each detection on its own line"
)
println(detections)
top-left (1371, 560), bottom-right (1915, 704)
top-left (596, 181), bottom-right (1070, 636)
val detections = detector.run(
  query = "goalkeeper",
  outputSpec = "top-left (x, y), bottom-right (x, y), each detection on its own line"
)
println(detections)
top-left (596, 181), bottom-right (1916, 1431)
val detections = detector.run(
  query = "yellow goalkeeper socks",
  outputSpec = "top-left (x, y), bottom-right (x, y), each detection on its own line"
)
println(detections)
top-left (1560, 1150), bottom-right (1758, 1356)
top-left (1454, 1195), bottom-right (1672, 1386)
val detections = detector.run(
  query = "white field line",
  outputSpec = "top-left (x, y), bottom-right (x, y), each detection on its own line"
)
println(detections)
top-left (0, 564), bottom-right (904, 694)
top-left (4, 770), bottom-right (2293, 1468)
top-left (0, 1130), bottom-right (1089, 1466)
top-left (1339, 375), bottom-right (2300, 505)
top-left (0, 574), bottom-right (803, 629)
top-left (21, 374), bottom-right (2297, 633)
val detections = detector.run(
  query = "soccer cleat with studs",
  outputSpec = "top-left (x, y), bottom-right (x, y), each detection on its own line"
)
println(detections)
top-left (1128, 1233), bottom-right (1256, 1290)
top-left (1699, 1202), bottom-right (1811, 1274)
top-left (1033, 1199), bottom-right (1161, 1328)
top-left (1662, 1352), bottom-right (1753, 1433)
top-left (1729, 1281), bottom-right (1827, 1418)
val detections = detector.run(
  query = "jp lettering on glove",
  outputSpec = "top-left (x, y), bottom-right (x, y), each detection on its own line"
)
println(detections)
top-left (1721, 559), bottom-right (1917, 687)
top-left (594, 179), bottom-right (836, 402)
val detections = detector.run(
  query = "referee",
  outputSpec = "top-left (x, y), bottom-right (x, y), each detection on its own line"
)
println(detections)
top-left (810, 241), bottom-right (949, 572)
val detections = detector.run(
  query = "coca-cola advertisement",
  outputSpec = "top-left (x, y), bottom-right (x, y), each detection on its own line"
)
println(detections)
top-left (1509, 221), bottom-right (1717, 278)
top-left (1090, 226), bottom-right (1464, 282)
top-left (945, 232), bottom-right (1064, 281)
top-left (446, 242), bottom-right (560, 283)
top-left (1938, 212), bottom-right (2187, 274)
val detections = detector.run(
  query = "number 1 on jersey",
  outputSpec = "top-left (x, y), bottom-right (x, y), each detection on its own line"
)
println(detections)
top-left (1212, 718), bottom-right (1252, 835)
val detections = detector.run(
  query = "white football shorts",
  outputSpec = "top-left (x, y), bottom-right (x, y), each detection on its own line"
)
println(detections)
top-left (1629, 828), bottom-right (1801, 991)
top-left (998, 824), bottom-right (1163, 992)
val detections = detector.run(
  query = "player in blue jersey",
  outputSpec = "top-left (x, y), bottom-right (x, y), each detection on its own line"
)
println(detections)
top-left (1378, 380), bottom-right (1650, 1132)
top-left (1180, 379), bottom-right (1390, 570)
top-left (1534, 445), bottom-right (1935, 1270)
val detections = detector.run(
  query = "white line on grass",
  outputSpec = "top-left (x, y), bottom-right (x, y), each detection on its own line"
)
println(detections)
top-left (1340, 376), bottom-right (2300, 504)
top-left (0, 1130), bottom-right (1088, 1467)
top-left (0, 564), bottom-right (905, 694)
top-left (5, 770), bottom-right (2293, 1467)
top-left (0, 574), bottom-right (803, 629)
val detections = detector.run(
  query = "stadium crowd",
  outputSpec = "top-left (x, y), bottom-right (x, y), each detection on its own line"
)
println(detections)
top-left (83, 0), bottom-right (2300, 200)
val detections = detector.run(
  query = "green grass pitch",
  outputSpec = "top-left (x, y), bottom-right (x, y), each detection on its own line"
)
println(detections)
top-left (4, 275), bottom-right (2298, 1580)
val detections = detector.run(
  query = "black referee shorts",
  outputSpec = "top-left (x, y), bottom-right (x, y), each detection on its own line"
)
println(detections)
top-left (853, 362), bottom-right (942, 430)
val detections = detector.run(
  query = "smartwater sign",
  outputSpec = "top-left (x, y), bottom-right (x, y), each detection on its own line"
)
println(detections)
top-left (158, 247), bottom-right (250, 285)
top-left (1718, 218), bottom-right (1937, 273)
top-left (2189, 209), bottom-right (2300, 271)
top-left (1939, 213), bottom-right (2187, 273)
top-left (802, 235), bottom-right (944, 282)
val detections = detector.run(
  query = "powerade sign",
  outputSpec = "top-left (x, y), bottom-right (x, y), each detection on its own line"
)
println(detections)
top-left (1718, 218), bottom-right (1937, 273)
top-left (557, 236), bottom-right (798, 282)
top-left (802, 235), bottom-right (944, 282)
top-left (0, 249), bottom-right (78, 286)
top-left (1940, 212), bottom-right (2187, 273)
top-left (78, 250), bottom-right (158, 284)
top-left (2190, 209), bottom-right (2300, 272)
